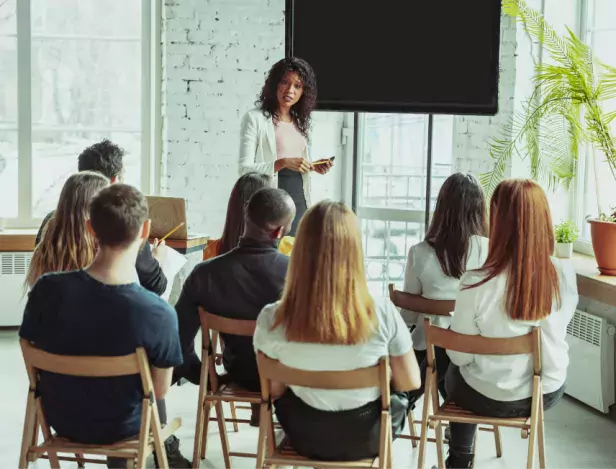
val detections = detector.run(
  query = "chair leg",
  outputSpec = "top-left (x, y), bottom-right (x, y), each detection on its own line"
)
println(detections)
top-left (526, 392), bottom-right (540, 469)
top-left (126, 458), bottom-right (136, 469)
top-left (229, 402), bottom-right (239, 432)
top-left (193, 392), bottom-right (207, 468)
top-left (387, 418), bottom-right (394, 469)
top-left (76, 452), bottom-right (86, 468)
top-left (493, 425), bottom-right (503, 458)
top-left (537, 404), bottom-right (546, 469)
top-left (417, 373), bottom-right (433, 469)
top-left (200, 402), bottom-right (213, 460)
top-left (408, 409), bottom-right (418, 448)
top-left (215, 401), bottom-right (232, 469)
top-left (435, 423), bottom-right (445, 469)
top-left (256, 403), bottom-right (269, 469)
top-left (19, 392), bottom-right (37, 469)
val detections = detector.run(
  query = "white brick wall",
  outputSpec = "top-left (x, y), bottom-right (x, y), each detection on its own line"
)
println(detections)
top-left (453, 14), bottom-right (518, 178)
top-left (162, 0), bottom-right (345, 236)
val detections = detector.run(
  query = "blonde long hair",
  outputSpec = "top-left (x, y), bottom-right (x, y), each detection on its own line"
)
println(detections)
top-left (273, 201), bottom-right (376, 344)
top-left (26, 171), bottom-right (110, 287)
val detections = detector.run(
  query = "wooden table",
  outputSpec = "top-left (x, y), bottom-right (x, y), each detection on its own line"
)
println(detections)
top-left (571, 252), bottom-right (616, 308)
top-left (0, 229), bottom-right (209, 256)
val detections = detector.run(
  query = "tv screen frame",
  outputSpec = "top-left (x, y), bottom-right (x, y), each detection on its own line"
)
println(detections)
top-left (284, 0), bottom-right (502, 116)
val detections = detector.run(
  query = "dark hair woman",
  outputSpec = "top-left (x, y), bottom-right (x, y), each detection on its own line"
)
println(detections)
top-left (399, 173), bottom-right (488, 405)
top-left (238, 57), bottom-right (334, 236)
top-left (203, 172), bottom-right (294, 260)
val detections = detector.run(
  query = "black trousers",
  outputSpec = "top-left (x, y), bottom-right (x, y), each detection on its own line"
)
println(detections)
top-left (278, 168), bottom-right (307, 237)
top-left (274, 388), bottom-right (411, 461)
top-left (408, 347), bottom-right (451, 408)
top-left (106, 400), bottom-right (168, 468)
top-left (445, 365), bottom-right (565, 456)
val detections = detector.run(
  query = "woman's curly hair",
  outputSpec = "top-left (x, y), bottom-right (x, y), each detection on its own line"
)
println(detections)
top-left (256, 57), bottom-right (317, 139)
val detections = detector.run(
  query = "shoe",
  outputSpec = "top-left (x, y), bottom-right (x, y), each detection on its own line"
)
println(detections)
top-left (444, 450), bottom-right (474, 468)
top-left (153, 435), bottom-right (191, 468)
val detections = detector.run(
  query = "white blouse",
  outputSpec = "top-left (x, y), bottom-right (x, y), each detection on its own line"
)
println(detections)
top-left (253, 297), bottom-right (413, 411)
top-left (401, 235), bottom-right (489, 350)
top-left (448, 258), bottom-right (578, 401)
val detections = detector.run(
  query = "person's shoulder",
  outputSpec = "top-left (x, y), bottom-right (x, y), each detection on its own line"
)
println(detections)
top-left (35, 270), bottom-right (83, 289)
top-left (124, 284), bottom-right (175, 316)
top-left (256, 301), bottom-right (280, 327)
top-left (459, 268), bottom-right (490, 290)
top-left (243, 108), bottom-right (267, 123)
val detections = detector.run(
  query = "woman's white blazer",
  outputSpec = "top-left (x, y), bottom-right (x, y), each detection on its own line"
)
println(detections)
top-left (238, 108), bottom-right (311, 206)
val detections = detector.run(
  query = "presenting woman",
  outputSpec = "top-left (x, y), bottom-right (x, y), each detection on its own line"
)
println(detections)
top-left (239, 57), bottom-right (333, 236)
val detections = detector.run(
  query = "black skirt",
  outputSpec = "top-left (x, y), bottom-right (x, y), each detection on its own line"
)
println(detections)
top-left (278, 168), bottom-right (307, 236)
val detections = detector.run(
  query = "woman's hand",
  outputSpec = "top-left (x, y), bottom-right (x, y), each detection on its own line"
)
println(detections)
top-left (276, 157), bottom-right (312, 173)
top-left (312, 158), bottom-right (334, 175)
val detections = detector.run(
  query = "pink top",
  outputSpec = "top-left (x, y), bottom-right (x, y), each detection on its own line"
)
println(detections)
top-left (274, 121), bottom-right (306, 159)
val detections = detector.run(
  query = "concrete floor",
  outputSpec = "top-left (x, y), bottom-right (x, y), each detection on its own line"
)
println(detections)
top-left (2, 329), bottom-right (616, 469)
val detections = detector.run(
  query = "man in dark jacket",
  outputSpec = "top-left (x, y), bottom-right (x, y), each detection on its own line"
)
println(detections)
top-left (35, 140), bottom-right (167, 296)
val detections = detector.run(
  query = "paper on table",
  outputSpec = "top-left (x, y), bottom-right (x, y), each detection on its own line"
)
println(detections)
top-left (155, 244), bottom-right (188, 302)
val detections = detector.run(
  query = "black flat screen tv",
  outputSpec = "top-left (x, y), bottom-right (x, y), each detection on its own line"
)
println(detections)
top-left (285, 0), bottom-right (502, 115)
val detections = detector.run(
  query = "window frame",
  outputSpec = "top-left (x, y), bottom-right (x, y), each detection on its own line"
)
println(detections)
top-left (6, 0), bottom-right (161, 229)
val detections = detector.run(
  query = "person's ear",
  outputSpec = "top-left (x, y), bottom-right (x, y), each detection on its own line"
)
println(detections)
top-left (110, 176), bottom-right (119, 184)
top-left (141, 219), bottom-right (151, 241)
top-left (86, 219), bottom-right (96, 237)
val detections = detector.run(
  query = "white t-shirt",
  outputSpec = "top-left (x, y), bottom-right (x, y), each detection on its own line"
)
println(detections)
top-left (253, 297), bottom-right (413, 411)
top-left (402, 235), bottom-right (489, 350)
top-left (448, 258), bottom-right (578, 401)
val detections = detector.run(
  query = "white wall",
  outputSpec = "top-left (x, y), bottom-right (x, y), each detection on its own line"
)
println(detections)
top-left (161, 0), bottom-right (345, 237)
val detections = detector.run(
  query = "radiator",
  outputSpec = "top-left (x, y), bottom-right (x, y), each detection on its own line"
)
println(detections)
top-left (565, 310), bottom-right (616, 413)
top-left (0, 252), bottom-right (31, 326)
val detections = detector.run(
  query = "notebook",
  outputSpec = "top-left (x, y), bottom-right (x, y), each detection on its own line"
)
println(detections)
top-left (145, 196), bottom-right (188, 240)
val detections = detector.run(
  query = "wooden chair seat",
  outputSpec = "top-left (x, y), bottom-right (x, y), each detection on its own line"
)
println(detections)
top-left (265, 436), bottom-right (377, 468)
top-left (215, 383), bottom-right (261, 403)
top-left (433, 402), bottom-right (530, 429)
top-left (30, 418), bottom-right (182, 460)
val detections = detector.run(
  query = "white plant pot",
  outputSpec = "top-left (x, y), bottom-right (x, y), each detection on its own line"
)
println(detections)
top-left (555, 242), bottom-right (573, 259)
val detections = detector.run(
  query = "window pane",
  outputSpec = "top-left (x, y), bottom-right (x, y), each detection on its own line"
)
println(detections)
top-left (592, 0), bottom-right (616, 31)
top-left (430, 115), bottom-right (454, 210)
top-left (0, 1), bottom-right (17, 218)
top-left (0, 132), bottom-right (18, 218)
top-left (363, 219), bottom-right (424, 298)
top-left (32, 131), bottom-right (140, 217)
top-left (359, 114), bottom-right (428, 209)
top-left (0, 0), bottom-right (16, 36)
top-left (30, 0), bottom-right (142, 216)
top-left (31, 0), bottom-right (141, 37)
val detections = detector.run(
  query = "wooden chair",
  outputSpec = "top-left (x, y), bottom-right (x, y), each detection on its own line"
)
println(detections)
top-left (418, 320), bottom-right (544, 469)
top-left (193, 308), bottom-right (259, 469)
top-left (388, 284), bottom-right (454, 448)
top-left (255, 351), bottom-right (393, 469)
top-left (18, 339), bottom-right (181, 469)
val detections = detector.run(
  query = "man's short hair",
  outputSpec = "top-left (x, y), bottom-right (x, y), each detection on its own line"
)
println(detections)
top-left (90, 184), bottom-right (149, 247)
top-left (78, 139), bottom-right (124, 180)
top-left (246, 188), bottom-right (294, 231)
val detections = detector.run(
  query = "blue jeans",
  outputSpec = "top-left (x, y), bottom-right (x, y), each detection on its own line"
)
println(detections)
top-left (445, 365), bottom-right (565, 456)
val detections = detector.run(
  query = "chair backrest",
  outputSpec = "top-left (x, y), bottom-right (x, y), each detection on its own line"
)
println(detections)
top-left (388, 284), bottom-right (454, 317)
top-left (424, 319), bottom-right (542, 375)
top-left (20, 338), bottom-right (144, 378)
top-left (257, 352), bottom-right (391, 408)
top-left (198, 307), bottom-right (256, 340)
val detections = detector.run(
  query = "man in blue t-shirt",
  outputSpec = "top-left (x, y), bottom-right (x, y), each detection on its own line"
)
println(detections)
top-left (20, 184), bottom-right (190, 468)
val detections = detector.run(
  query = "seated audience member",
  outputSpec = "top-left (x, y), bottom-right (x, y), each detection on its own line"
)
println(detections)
top-left (203, 172), bottom-right (294, 261)
top-left (174, 188), bottom-right (296, 394)
top-left (444, 179), bottom-right (578, 468)
top-left (402, 173), bottom-right (488, 402)
top-left (35, 139), bottom-right (167, 295)
top-left (253, 201), bottom-right (421, 461)
top-left (20, 184), bottom-right (190, 469)
top-left (26, 171), bottom-right (110, 287)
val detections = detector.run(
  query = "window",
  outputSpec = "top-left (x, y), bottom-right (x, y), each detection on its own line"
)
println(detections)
top-left (355, 113), bottom-right (454, 298)
top-left (0, 0), bottom-right (155, 227)
top-left (576, 0), bottom-right (616, 243)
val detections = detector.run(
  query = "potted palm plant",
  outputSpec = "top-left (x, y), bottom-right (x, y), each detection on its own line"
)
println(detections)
top-left (481, 0), bottom-right (616, 274)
